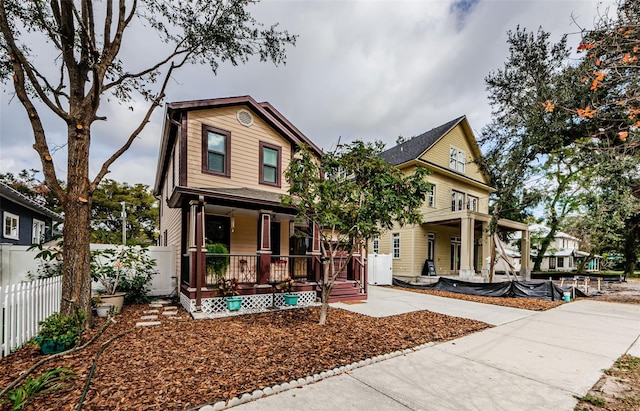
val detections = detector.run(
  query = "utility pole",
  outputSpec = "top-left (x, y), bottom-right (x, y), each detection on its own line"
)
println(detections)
top-left (121, 201), bottom-right (127, 246)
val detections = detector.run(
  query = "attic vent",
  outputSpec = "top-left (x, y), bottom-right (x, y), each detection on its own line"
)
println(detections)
top-left (237, 109), bottom-right (253, 127)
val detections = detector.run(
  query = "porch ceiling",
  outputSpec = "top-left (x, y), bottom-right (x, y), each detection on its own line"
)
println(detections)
top-left (167, 186), bottom-right (297, 215)
top-left (422, 210), bottom-right (528, 232)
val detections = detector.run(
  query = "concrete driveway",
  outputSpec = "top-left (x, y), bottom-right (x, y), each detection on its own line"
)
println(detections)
top-left (202, 286), bottom-right (640, 411)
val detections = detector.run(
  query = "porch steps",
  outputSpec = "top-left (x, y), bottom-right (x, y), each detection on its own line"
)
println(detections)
top-left (327, 281), bottom-right (366, 303)
top-left (135, 300), bottom-right (183, 326)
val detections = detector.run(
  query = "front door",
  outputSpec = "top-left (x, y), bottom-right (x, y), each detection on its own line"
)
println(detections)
top-left (450, 237), bottom-right (461, 274)
top-left (205, 215), bottom-right (230, 251)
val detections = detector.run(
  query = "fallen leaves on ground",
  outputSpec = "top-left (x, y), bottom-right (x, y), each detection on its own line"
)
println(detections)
top-left (1, 306), bottom-right (489, 411)
top-left (392, 287), bottom-right (563, 311)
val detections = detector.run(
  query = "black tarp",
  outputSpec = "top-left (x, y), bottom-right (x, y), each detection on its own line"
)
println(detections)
top-left (393, 277), bottom-right (587, 301)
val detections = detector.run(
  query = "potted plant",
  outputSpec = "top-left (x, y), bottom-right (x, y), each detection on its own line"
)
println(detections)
top-left (277, 276), bottom-right (299, 306)
top-left (91, 246), bottom-right (157, 313)
top-left (219, 277), bottom-right (242, 311)
top-left (92, 296), bottom-right (114, 318)
top-left (206, 242), bottom-right (230, 282)
top-left (36, 311), bottom-right (86, 354)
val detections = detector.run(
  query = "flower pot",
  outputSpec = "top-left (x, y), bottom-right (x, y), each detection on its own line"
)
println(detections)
top-left (38, 338), bottom-right (74, 355)
top-left (95, 303), bottom-right (114, 318)
top-left (225, 296), bottom-right (242, 311)
top-left (284, 293), bottom-right (299, 306)
top-left (99, 292), bottom-right (126, 313)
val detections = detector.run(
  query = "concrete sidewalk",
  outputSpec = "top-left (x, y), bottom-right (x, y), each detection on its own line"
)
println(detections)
top-left (330, 285), bottom-right (536, 326)
top-left (213, 287), bottom-right (640, 411)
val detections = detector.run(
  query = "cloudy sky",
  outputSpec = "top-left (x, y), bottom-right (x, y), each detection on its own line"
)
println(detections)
top-left (0, 0), bottom-right (616, 188)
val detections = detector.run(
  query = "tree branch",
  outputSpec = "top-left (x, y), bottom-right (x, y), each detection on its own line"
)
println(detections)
top-left (91, 54), bottom-right (187, 190)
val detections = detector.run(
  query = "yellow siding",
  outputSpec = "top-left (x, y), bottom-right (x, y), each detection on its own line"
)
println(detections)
top-left (185, 106), bottom-right (292, 194)
top-left (420, 124), bottom-right (487, 184)
top-left (230, 215), bottom-right (257, 255)
top-left (159, 188), bottom-right (182, 277)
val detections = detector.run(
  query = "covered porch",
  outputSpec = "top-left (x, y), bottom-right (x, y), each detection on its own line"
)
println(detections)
top-left (421, 210), bottom-right (530, 280)
top-left (168, 187), bottom-right (367, 314)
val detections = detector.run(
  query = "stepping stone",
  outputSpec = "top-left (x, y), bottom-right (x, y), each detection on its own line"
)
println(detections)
top-left (153, 299), bottom-right (171, 304)
top-left (149, 303), bottom-right (163, 308)
top-left (161, 311), bottom-right (177, 316)
top-left (143, 309), bottom-right (159, 314)
top-left (136, 321), bottom-right (161, 327)
top-left (140, 315), bottom-right (158, 320)
top-left (163, 306), bottom-right (178, 311)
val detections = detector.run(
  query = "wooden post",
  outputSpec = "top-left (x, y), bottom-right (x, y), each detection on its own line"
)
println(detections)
top-left (257, 212), bottom-right (272, 284)
top-left (195, 196), bottom-right (205, 310)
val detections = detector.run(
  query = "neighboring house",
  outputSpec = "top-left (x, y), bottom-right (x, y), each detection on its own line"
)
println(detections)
top-left (0, 182), bottom-right (62, 245)
top-left (374, 116), bottom-right (530, 279)
top-left (154, 96), bottom-right (367, 314)
top-left (526, 224), bottom-right (601, 272)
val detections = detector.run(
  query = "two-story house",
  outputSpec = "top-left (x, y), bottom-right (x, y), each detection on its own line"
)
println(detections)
top-left (1, 182), bottom-right (62, 246)
top-left (527, 224), bottom-right (600, 272)
top-left (374, 116), bottom-right (530, 280)
top-left (154, 96), bottom-right (367, 315)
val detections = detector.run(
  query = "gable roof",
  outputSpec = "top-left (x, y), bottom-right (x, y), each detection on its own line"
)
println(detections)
top-left (0, 182), bottom-right (63, 221)
top-left (153, 96), bottom-right (322, 196)
top-left (379, 116), bottom-right (465, 166)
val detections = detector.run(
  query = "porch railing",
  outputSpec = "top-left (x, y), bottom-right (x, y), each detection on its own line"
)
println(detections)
top-left (205, 254), bottom-right (259, 285)
top-left (204, 254), bottom-right (315, 286)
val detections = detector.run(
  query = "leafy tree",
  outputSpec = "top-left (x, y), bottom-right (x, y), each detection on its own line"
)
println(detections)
top-left (479, 27), bottom-right (591, 275)
top-left (90, 179), bottom-right (157, 246)
top-left (574, 0), bottom-right (639, 148)
top-left (0, 0), bottom-right (297, 318)
top-left (282, 142), bottom-right (430, 325)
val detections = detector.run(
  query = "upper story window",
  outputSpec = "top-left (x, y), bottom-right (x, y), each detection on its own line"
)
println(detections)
top-left (466, 195), bottom-right (478, 212)
top-left (202, 125), bottom-right (230, 177)
top-left (451, 190), bottom-right (465, 211)
top-left (449, 146), bottom-right (466, 173)
top-left (260, 142), bottom-right (281, 187)
top-left (3, 211), bottom-right (19, 240)
top-left (427, 184), bottom-right (436, 208)
top-left (32, 219), bottom-right (46, 244)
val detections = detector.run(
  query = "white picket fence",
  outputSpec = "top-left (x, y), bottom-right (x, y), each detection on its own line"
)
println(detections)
top-left (1, 276), bottom-right (62, 357)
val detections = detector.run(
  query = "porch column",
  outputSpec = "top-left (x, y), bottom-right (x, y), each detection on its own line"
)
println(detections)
top-left (188, 197), bottom-right (206, 310)
top-left (257, 212), bottom-right (272, 284)
top-left (459, 215), bottom-right (475, 278)
top-left (520, 228), bottom-right (531, 280)
top-left (481, 221), bottom-right (491, 279)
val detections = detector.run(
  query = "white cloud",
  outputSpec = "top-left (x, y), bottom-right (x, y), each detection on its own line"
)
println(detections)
top-left (0, 0), bottom-right (617, 187)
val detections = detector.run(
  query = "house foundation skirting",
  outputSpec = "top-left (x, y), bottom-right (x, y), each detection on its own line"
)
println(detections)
top-left (180, 291), bottom-right (317, 315)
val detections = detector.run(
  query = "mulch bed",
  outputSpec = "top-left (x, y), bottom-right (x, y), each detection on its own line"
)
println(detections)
top-left (392, 286), bottom-right (564, 311)
top-left (1, 305), bottom-right (489, 411)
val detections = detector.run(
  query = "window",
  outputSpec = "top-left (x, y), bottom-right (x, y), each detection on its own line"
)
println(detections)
top-left (449, 146), bottom-right (466, 173)
top-left (32, 219), bottom-right (46, 244)
top-left (549, 256), bottom-right (556, 270)
top-left (373, 237), bottom-right (379, 254)
top-left (202, 125), bottom-right (230, 176)
top-left (3, 211), bottom-right (19, 240)
top-left (392, 233), bottom-right (400, 259)
top-left (427, 185), bottom-right (435, 207)
top-left (466, 195), bottom-right (478, 212)
top-left (451, 190), bottom-right (465, 211)
top-left (259, 142), bottom-right (281, 186)
top-left (557, 257), bottom-right (564, 268)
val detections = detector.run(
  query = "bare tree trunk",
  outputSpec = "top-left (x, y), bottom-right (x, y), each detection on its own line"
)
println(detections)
top-left (318, 260), bottom-right (332, 325)
top-left (60, 123), bottom-right (93, 318)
